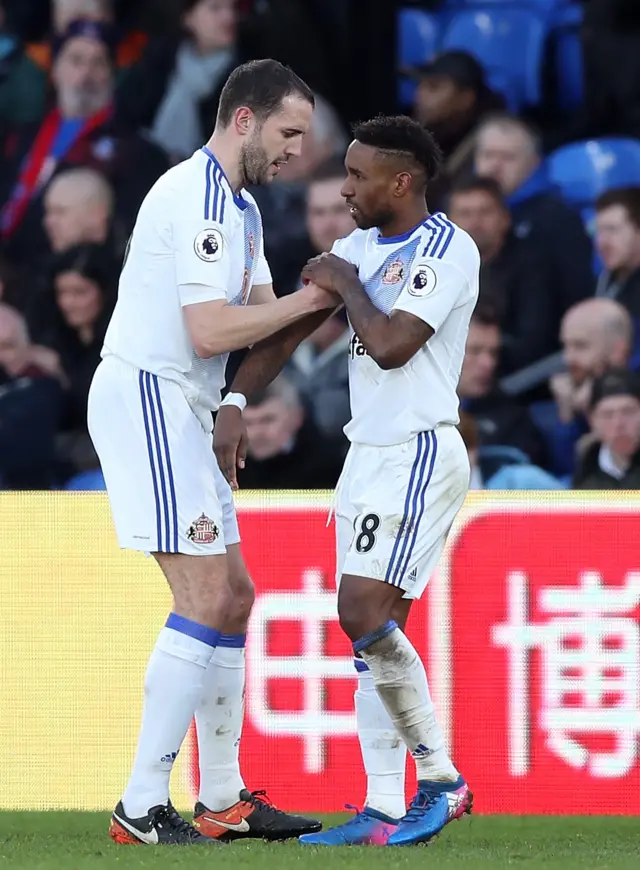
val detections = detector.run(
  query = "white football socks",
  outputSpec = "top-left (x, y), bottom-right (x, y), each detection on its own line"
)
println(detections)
top-left (196, 634), bottom-right (247, 811)
top-left (356, 622), bottom-right (459, 783)
top-left (122, 615), bottom-right (219, 819)
top-left (354, 661), bottom-right (407, 820)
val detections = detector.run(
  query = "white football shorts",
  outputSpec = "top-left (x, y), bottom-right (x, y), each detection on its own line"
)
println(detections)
top-left (335, 424), bottom-right (469, 599)
top-left (87, 356), bottom-right (239, 555)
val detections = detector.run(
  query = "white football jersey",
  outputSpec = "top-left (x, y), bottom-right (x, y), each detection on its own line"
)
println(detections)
top-left (332, 212), bottom-right (479, 446)
top-left (101, 147), bottom-right (271, 414)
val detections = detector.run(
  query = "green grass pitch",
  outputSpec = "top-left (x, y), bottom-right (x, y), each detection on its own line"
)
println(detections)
top-left (1, 813), bottom-right (639, 869)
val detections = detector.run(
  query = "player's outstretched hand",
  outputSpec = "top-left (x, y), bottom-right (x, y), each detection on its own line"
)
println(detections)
top-left (298, 279), bottom-right (341, 309)
top-left (214, 405), bottom-right (248, 491)
top-left (302, 253), bottom-right (357, 296)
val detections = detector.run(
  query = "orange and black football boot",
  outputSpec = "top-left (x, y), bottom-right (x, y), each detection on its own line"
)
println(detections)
top-left (193, 789), bottom-right (322, 842)
top-left (110, 799), bottom-right (223, 846)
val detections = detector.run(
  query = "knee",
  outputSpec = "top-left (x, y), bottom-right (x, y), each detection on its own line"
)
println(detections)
top-left (338, 586), bottom-right (376, 642)
top-left (338, 578), bottom-right (399, 642)
top-left (225, 574), bottom-right (255, 632)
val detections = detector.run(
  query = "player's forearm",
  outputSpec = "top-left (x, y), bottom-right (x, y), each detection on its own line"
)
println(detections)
top-left (197, 293), bottom-right (325, 357)
top-left (338, 275), bottom-right (398, 369)
top-left (231, 309), bottom-right (336, 397)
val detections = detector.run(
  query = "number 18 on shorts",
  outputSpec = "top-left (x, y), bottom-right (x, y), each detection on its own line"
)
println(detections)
top-left (335, 426), bottom-right (469, 599)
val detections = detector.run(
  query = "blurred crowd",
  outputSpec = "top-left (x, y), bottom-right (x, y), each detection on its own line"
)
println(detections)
top-left (1, 0), bottom-right (640, 493)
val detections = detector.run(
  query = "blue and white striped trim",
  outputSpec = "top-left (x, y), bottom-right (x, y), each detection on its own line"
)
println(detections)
top-left (139, 371), bottom-right (178, 553)
top-left (204, 158), bottom-right (227, 223)
top-left (385, 431), bottom-right (438, 587)
top-left (421, 213), bottom-right (456, 260)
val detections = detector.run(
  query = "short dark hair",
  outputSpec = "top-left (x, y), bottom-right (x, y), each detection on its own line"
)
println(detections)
top-left (308, 156), bottom-right (347, 186)
top-left (595, 186), bottom-right (640, 227)
top-left (353, 115), bottom-right (442, 186)
top-left (50, 243), bottom-right (118, 299)
top-left (471, 304), bottom-right (501, 329)
top-left (216, 59), bottom-right (315, 129)
top-left (450, 176), bottom-right (506, 208)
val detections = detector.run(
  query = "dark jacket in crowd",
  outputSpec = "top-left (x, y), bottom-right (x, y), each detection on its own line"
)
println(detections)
top-left (427, 89), bottom-right (506, 213)
top-left (461, 389), bottom-right (547, 468)
top-left (286, 329), bottom-right (351, 440)
top-left (0, 363), bottom-right (62, 488)
top-left (507, 166), bottom-right (594, 318)
top-left (239, 418), bottom-right (345, 490)
top-left (596, 267), bottom-right (640, 320)
top-left (573, 440), bottom-right (640, 489)
top-left (480, 232), bottom-right (559, 374)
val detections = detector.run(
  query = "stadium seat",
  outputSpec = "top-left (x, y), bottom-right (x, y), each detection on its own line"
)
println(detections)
top-left (546, 138), bottom-right (640, 208)
top-left (550, 3), bottom-right (584, 112)
top-left (64, 468), bottom-right (106, 491)
top-left (529, 400), bottom-right (584, 479)
top-left (441, 8), bottom-right (546, 110)
top-left (397, 8), bottom-right (441, 106)
top-left (449, 0), bottom-right (569, 7)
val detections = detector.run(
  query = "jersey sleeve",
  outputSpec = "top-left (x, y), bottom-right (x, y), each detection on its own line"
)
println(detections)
top-left (393, 258), bottom-right (469, 331)
top-left (330, 234), bottom-right (359, 266)
top-left (252, 231), bottom-right (272, 287)
top-left (172, 217), bottom-right (231, 306)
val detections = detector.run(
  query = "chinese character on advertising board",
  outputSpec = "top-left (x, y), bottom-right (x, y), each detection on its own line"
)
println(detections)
top-left (446, 506), bottom-right (640, 815)
top-left (493, 570), bottom-right (640, 778)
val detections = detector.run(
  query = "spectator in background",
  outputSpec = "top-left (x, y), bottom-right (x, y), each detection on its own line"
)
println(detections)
top-left (0, 303), bottom-right (62, 488)
top-left (573, 369), bottom-right (640, 489)
top-left (552, 297), bottom-right (633, 425)
top-left (457, 308), bottom-right (547, 466)
top-left (0, 18), bottom-right (168, 265)
top-left (448, 177), bottom-right (558, 372)
top-left (39, 243), bottom-right (116, 477)
top-left (44, 166), bottom-right (118, 253)
top-left (37, 0), bottom-right (147, 71)
top-left (459, 410), bottom-right (563, 490)
top-left (272, 156), bottom-right (352, 296)
top-left (546, 298), bottom-right (632, 479)
top-left (304, 157), bottom-right (352, 254)
top-left (240, 374), bottom-right (345, 490)
top-left (0, 0), bottom-right (148, 127)
top-left (117, 0), bottom-right (240, 163)
top-left (474, 114), bottom-right (594, 318)
top-left (595, 187), bottom-right (640, 318)
top-left (286, 310), bottom-right (351, 440)
top-left (407, 51), bottom-right (504, 211)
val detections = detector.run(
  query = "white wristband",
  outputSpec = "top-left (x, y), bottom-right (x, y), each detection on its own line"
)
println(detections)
top-left (220, 391), bottom-right (247, 412)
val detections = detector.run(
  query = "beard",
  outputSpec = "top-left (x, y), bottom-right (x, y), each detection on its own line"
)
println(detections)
top-left (61, 85), bottom-right (110, 118)
top-left (355, 206), bottom-right (395, 231)
top-left (239, 129), bottom-right (273, 186)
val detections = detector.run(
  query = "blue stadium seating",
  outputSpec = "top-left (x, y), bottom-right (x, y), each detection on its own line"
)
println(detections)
top-left (397, 8), bottom-right (441, 106)
top-left (550, 3), bottom-right (584, 111)
top-left (447, 0), bottom-right (569, 6)
top-left (546, 138), bottom-right (640, 208)
top-left (64, 468), bottom-right (106, 490)
top-left (440, 8), bottom-right (546, 110)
